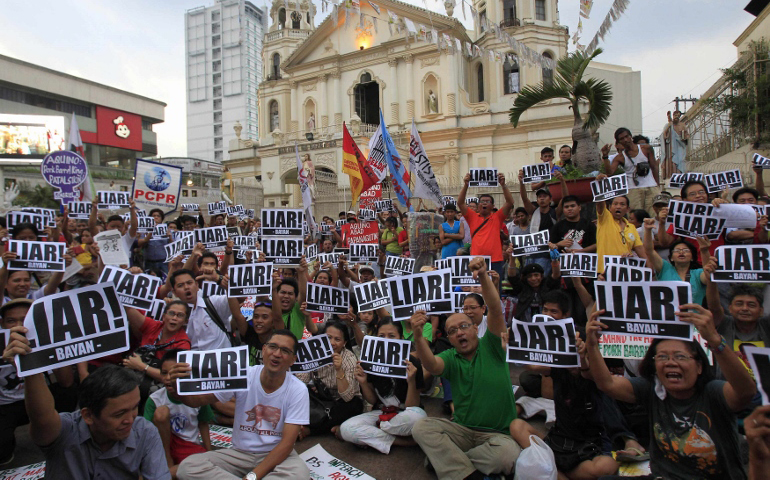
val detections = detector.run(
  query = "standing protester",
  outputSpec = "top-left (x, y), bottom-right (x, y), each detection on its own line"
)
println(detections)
top-left (594, 174), bottom-right (646, 273)
top-left (602, 127), bottom-right (660, 215)
top-left (439, 204), bottom-right (465, 259)
top-left (518, 169), bottom-right (568, 276)
top-left (549, 195), bottom-right (597, 253)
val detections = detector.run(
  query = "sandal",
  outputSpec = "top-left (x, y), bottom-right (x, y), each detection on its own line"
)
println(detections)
top-left (615, 447), bottom-right (650, 462)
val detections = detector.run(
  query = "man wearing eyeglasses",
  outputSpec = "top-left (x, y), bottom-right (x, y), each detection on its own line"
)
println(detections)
top-left (170, 330), bottom-right (310, 480)
top-left (594, 174), bottom-right (647, 274)
top-left (411, 257), bottom-right (520, 480)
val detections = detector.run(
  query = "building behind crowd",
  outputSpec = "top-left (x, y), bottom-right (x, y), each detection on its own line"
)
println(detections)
top-left (0, 53), bottom-right (165, 193)
top-left (185, 0), bottom-right (269, 163)
top-left (224, 0), bottom-right (642, 219)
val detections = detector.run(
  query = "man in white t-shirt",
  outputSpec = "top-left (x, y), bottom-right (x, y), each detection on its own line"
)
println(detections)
top-left (171, 330), bottom-right (310, 480)
top-left (602, 128), bottom-right (659, 215)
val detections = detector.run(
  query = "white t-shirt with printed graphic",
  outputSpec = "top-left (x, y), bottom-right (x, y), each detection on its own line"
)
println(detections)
top-left (214, 365), bottom-right (309, 454)
top-left (148, 388), bottom-right (203, 444)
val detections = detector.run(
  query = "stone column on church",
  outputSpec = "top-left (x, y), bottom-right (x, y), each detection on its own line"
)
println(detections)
top-left (404, 54), bottom-right (414, 121)
top-left (319, 74), bottom-right (329, 135)
top-left (290, 81), bottom-right (298, 141)
top-left (331, 70), bottom-right (341, 135)
top-left (446, 50), bottom-right (458, 116)
top-left (388, 58), bottom-right (400, 126)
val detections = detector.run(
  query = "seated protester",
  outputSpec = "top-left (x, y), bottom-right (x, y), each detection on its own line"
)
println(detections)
top-left (550, 195), bottom-right (597, 253)
top-left (585, 306), bottom-right (756, 480)
top-left (89, 196), bottom-right (139, 266)
top-left (239, 301), bottom-right (275, 366)
top-left (294, 321), bottom-right (363, 439)
top-left (138, 208), bottom-right (172, 275)
top-left (593, 177), bottom-right (647, 274)
top-left (169, 330), bottom-right (310, 480)
top-left (0, 299), bottom-right (75, 466)
top-left (643, 218), bottom-right (710, 305)
top-left (270, 257), bottom-right (317, 339)
top-left (411, 258), bottom-right (520, 480)
top-left (726, 187), bottom-right (760, 245)
top-left (0, 330), bottom-right (169, 480)
top-left (339, 318), bottom-right (427, 454)
top-left (307, 268), bottom-right (338, 326)
top-left (507, 259), bottom-right (561, 323)
top-left (462, 293), bottom-right (488, 336)
top-left (510, 333), bottom-right (620, 480)
top-left (144, 350), bottom-right (214, 479)
top-left (439, 204), bottom-right (465, 259)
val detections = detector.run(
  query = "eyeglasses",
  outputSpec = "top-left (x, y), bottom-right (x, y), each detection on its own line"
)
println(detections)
top-left (165, 311), bottom-right (187, 319)
top-left (686, 190), bottom-right (707, 198)
top-left (653, 353), bottom-right (695, 363)
top-left (671, 249), bottom-right (691, 254)
top-left (462, 305), bottom-right (482, 311)
top-left (447, 323), bottom-right (473, 337)
top-left (265, 343), bottom-right (294, 357)
top-left (254, 302), bottom-right (272, 308)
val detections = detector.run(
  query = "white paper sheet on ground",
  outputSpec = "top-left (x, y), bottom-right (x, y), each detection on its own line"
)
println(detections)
top-left (515, 395), bottom-right (556, 426)
top-left (713, 204), bottom-right (759, 229)
top-left (299, 444), bottom-right (376, 480)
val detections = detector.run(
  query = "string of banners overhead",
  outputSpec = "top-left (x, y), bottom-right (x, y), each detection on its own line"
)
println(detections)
top-left (319, 0), bottom-right (555, 69)
top-left (583, 0), bottom-right (631, 55)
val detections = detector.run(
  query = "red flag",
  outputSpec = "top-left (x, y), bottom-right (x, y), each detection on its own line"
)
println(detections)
top-left (342, 122), bottom-right (379, 207)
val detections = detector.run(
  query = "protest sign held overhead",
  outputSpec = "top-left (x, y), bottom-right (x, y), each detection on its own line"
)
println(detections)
top-left (753, 152), bottom-right (770, 169)
top-left (95, 230), bottom-right (129, 266)
top-left (202, 280), bottom-right (226, 297)
top-left (386, 268), bottom-right (453, 320)
top-left (358, 184), bottom-right (382, 210)
top-left (97, 191), bottom-right (130, 210)
top-left (522, 163), bottom-right (551, 184)
top-left (164, 234), bottom-right (195, 262)
top-left (177, 346), bottom-right (249, 395)
top-left (591, 175), bottom-right (628, 202)
top-left (6, 240), bottom-right (65, 272)
top-left (442, 195), bottom-right (457, 206)
top-left (668, 172), bottom-right (703, 188)
top-left (319, 223), bottom-right (334, 235)
top-left (559, 253), bottom-right (598, 278)
top-left (507, 318), bottom-right (579, 368)
top-left (705, 169), bottom-right (743, 193)
top-left (595, 280), bottom-right (693, 340)
top-left (510, 231), bottom-right (550, 256)
top-left (291, 335), bottom-right (334, 373)
top-left (712, 245), bottom-right (770, 282)
top-left (744, 346), bottom-right (770, 405)
top-left (40, 150), bottom-right (89, 203)
top-left (136, 216), bottom-right (155, 234)
top-left (147, 299), bottom-right (167, 322)
top-left (317, 252), bottom-right (342, 266)
top-left (7, 211), bottom-right (47, 236)
top-left (335, 219), bottom-right (347, 228)
top-left (22, 208), bottom-right (56, 227)
top-left (469, 168), bottom-right (499, 187)
top-left (132, 159), bottom-right (182, 214)
top-left (207, 201), bottom-right (227, 216)
top-left (232, 235), bottom-right (257, 252)
top-left (304, 243), bottom-right (318, 262)
top-left (353, 279), bottom-right (391, 312)
top-left (384, 255), bottom-right (415, 277)
top-left (359, 336), bottom-right (412, 378)
top-left (465, 196), bottom-right (479, 205)
top-left (348, 243), bottom-right (379, 263)
top-left (228, 263), bottom-right (273, 297)
top-left (604, 264), bottom-right (653, 282)
top-left (68, 201), bottom-right (92, 220)
top-left (603, 255), bottom-right (647, 270)
top-left (305, 283), bottom-right (349, 315)
top-left (153, 223), bottom-right (168, 237)
top-left (374, 199), bottom-right (393, 212)
top-left (226, 205), bottom-right (244, 217)
top-left (340, 220), bottom-right (379, 245)
top-left (182, 203), bottom-right (200, 212)
top-left (358, 208), bottom-right (376, 222)
top-left (98, 265), bottom-right (162, 310)
top-left (409, 119), bottom-right (444, 207)
top-left (261, 209), bottom-right (303, 236)
top-left (261, 238), bottom-right (303, 266)
top-left (16, 283), bottom-right (129, 377)
top-left (667, 200), bottom-right (726, 240)
top-left (449, 256), bottom-right (492, 286)
top-left (194, 226), bottom-right (229, 251)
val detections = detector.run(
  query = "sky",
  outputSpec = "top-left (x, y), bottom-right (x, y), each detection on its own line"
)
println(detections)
top-left (0, 0), bottom-right (757, 156)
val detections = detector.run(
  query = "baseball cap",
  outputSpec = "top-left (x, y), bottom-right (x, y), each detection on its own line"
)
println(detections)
top-left (0, 298), bottom-right (33, 318)
top-left (520, 263), bottom-right (545, 277)
top-left (652, 191), bottom-right (672, 207)
top-left (359, 264), bottom-right (375, 274)
top-left (535, 188), bottom-right (551, 197)
top-left (347, 210), bottom-right (357, 216)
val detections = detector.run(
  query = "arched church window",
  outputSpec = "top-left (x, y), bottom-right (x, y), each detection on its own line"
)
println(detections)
top-left (269, 100), bottom-right (280, 132)
top-left (477, 64), bottom-right (484, 102)
top-left (542, 52), bottom-right (553, 87)
top-left (278, 8), bottom-right (286, 29)
top-left (272, 53), bottom-right (280, 79)
top-left (291, 11), bottom-right (301, 29)
top-left (503, 58), bottom-right (520, 94)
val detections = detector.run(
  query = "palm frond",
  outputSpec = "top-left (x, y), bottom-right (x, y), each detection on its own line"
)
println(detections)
top-left (509, 81), bottom-right (572, 127)
top-left (573, 48), bottom-right (603, 89)
top-left (573, 77), bottom-right (613, 131)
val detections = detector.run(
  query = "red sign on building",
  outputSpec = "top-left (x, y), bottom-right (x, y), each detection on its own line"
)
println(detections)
top-left (95, 106), bottom-right (142, 151)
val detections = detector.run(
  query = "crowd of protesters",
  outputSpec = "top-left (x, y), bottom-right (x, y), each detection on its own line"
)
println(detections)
top-left (0, 126), bottom-right (770, 480)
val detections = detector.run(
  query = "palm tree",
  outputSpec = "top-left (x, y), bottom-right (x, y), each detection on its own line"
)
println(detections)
top-left (509, 49), bottom-right (612, 172)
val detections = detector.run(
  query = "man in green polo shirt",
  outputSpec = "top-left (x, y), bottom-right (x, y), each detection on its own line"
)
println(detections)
top-left (411, 257), bottom-right (520, 480)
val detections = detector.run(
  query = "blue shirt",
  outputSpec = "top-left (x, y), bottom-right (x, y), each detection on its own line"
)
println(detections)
top-left (657, 260), bottom-right (706, 306)
top-left (441, 220), bottom-right (463, 259)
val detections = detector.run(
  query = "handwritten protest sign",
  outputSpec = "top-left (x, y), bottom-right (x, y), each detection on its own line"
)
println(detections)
top-left (591, 175), bottom-right (628, 202)
top-left (507, 317), bottom-right (578, 367)
top-left (95, 230), bottom-right (129, 266)
top-left (17, 283), bottom-right (129, 377)
top-left (559, 253), bottom-right (598, 278)
top-left (353, 280), bottom-right (391, 312)
top-left (469, 168), bottom-right (498, 187)
top-left (511, 231), bottom-right (550, 256)
top-left (301, 445), bottom-right (376, 480)
top-left (228, 264), bottom-right (273, 297)
top-left (712, 245), bottom-right (770, 282)
top-left (40, 151), bottom-right (88, 203)
top-left (98, 266), bottom-right (162, 310)
top-left (360, 336), bottom-right (411, 378)
top-left (0, 461), bottom-right (47, 480)
top-left (7, 240), bottom-right (65, 272)
top-left (522, 163), bottom-right (551, 184)
top-left (386, 268), bottom-right (453, 320)
top-left (305, 284), bottom-right (349, 315)
top-left (290, 335), bottom-right (334, 373)
top-left (177, 346), bottom-right (249, 395)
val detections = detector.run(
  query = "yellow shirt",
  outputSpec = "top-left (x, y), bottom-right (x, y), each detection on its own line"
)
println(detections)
top-left (596, 208), bottom-right (642, 273)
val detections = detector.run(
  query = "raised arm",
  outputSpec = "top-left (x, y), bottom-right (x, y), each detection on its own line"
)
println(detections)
top-left (409, 310), bottom-right (444, 376)
top-left (643, 218), bottom-right (663, 272)
top-left (518, 170), bottom-right (536, 215)
top-left (297, 256), bottom-right (308, 304)
top-left (457, 173), bottom-right (470, 216)
top-left (167, 362), bottom-right (220, 408)
top-left (656, 207), bottom-right (675, 248)
top-left (229, 296), bottom-right (249, 338)
top-left (270, 270), bottom-right (287, 330)
top-left (127, 199), bottom-right (138, 239)
top-left (594, 173), bottom-right (607, 216)
top-left (471, 257), bottom-right (504, 336)
top-left (125, 306), bottom-right (149, 339)
top-left (220, 238), bottom-right (234, 274)
top-left (554, 170), bottom-right (568, 218)
top-left (88, 196), bottom-right (99, 236)
top-left (755, 165), bottom-right (767, 197)
top-left (702, 256), bottom-right (725, 327)
top-left (643, 145), bottom-right (660, 185)
top-left (499, 172), bottom-right (515, 218)
top-left (585, 310), bottom-right (636, 403)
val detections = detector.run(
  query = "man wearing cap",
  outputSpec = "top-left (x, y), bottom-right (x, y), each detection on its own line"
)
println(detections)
top-left (640, 192), bottom-right (673, 260)
top-left (518, 169), bottom-right (568, 277)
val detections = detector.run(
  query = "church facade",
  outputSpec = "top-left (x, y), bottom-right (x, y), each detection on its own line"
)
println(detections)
top-left (225, 0), bottom-right (641, 218)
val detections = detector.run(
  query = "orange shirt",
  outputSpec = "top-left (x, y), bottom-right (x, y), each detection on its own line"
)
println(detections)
top-left (465, 209), bottom-right (506, 262)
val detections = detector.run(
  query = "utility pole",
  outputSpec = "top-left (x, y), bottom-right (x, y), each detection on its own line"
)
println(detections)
top-left (672, 95), bottom-right (698, 113)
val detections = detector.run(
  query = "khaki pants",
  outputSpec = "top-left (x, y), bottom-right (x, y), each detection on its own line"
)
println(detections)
top-left (177, 448), bottom-right (309, 480)
top-left (627, 186), bottom-right (659, 216)
top-left (412, 417), bottom-right (520, 480)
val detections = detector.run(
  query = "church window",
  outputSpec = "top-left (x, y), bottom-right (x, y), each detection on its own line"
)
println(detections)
top-left (535, 0), bottom-right (546, 21)
top-left (503, 59), bottom-right (520, 94)
top-left (272, 53), bottom-right (281, 80)
top-left (355, 73), bottom-right (380, 125)
top-left (291, 11), bottom-right (301, 29)
top-left (477, 65), bottom-right (485, 102)
top-left (542, 52), bottom-right (553, 87)
top-left (503, 0), bottom-right (516, 23)
top-left (278, 8), bottom-right (286, 29)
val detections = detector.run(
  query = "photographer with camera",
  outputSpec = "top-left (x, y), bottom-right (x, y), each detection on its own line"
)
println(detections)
top-left (602, 127), bottom-right (660, 216)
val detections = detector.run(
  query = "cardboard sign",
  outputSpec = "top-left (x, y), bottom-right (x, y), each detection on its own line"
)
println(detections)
top-left (384, 256), bottom-right (415, 277)
top-left (291, 335), bottom-right (334, 373)
top-left (598, 332), bottom-right (713, 365)
top-left (97, 191), bottom-right (130, 210)
top-left (301, 445), bottom-right (376, 480)
top-left (522, 163), bottom-right (551, 184)
top-left (591, 175), bottom-right (628, 202)
top-left (442, 195), bottom-right (457, 206)
top-left (358, 208), bottom-right (376, 221)
top-left (744, 346), bottom-right (770, 405)
top-left (95, 230), bottom-right (129, 266)
top-left (40, 150), bottom-right (89, 203)
top-left (449, 256), bottom-right (492, 286)
top-left (386, 268), bottom-right (453, 320)
top-left (261, 209), bottom-right (304, 236)
top-left (7, 240), bottom-right (65, 272)
top-left (469, 168), bottom-right (499, 187)
top-left (261, 238), bottom-right (303, 266)
top-left (194, 226), bottom-right (229, 250)
top-left (305, 283), bottom-right (349, 315)
top-left (136, 216), bottom-right (155, 234)
top-left (232, 235), bottom-right (257, 252)
top-left (228, 263), bottom-right (273, 297)
top-left (353, 279), bottom-right (391, 312)
top-left (201, 280), bottom-right (226, 297)
top-left (341, 221), bottom-right (379, 245)
top-left (453, 291), bottom-right (470, 313)
top-left (705, 169), bottom-right (743, 193)
top-left (7, 211), bottom-right (47, 236)
top-left (465, 196), bottom-right (479, 205)
top-left (98, 266), bottom-right (162, 310)
top-left (374, 199), bottom-right (393, 212)
top-left (668, 172), bottom-right (703, 188)
top-left (304, 244), bottom-right (318, 263)
top-left (164, 234), bottom-right (195, 262)
top-left (667, 200), bottom-right (725, 240)
top-left (511, 231), bottom-right (550, 256)
top-left (182, 203), bottom-right (200, 212)
top-left (595, 280), bottom-right (693, 340)
top-left (207, 201), bottom-right (227, 216)
top-left (359, 336), bottom-right (412, 378)
top-left (604, 264), bottom-right (653, 282)
top-left (68, 201), bottom-right (92, 220)
top-left (559, 253), bottom-right (598, 278)
top-left (22, 207), bottom-right (56, 227)
top-left (348, 243), bottom-right (379, 263)
top-left (16, 283), bottom-right (129, 377)
top-left (712, 245), bottom-right (770, 282)
top-left (507, 317), bottom-right (579, 367)
top-left (176, 346), bottom-right (249, 395)
top-left (317, 252), bottom-right (342, 266)
top-left (153, 223), bottom-right (168, 237)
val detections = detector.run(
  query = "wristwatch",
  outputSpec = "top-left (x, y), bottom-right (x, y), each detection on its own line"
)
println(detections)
top-left (245, 473), bottom-right (257, 480)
